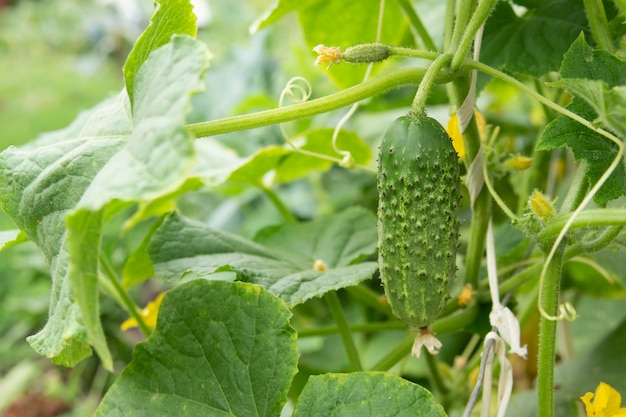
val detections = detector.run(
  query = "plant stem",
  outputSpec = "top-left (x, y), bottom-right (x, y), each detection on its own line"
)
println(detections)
top-left (259, 186), bottom-right (295, 222)
top-left (324, 291), bottom-right (363, 371)
top-left (443, 0), bottom-right (457, 51)
top-left (297, 321), bottom-right (406, 337)
top-left (584, 0), bottom-right (615, 53)
top-left (394, 0), bottom-right (437, 51)
top-left (425, 350), bottom-right (450, 395)
top-left (538, 208), bottom-right (626, 245)
top-left (186, 67), bottom-right (446, 138)
top-left (537, 242), bottom-right (565, 417)
top-left (411, 53), bottom-right (453, 115)
top-left (370, 334), bottom-right (414, 371)
top-left (448, 0), bottom-right (477, 54)
top-left (450, 0), bottom-right (498, 70)
top-left (99, 255), bottom-right (151, 337)
top-left (465, 59), bottom-right (620, 146)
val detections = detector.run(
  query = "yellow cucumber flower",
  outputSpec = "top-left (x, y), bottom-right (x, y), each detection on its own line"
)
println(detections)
top-left (581, 382), bottom-right (626, 417)
top-left (121, 292), bottom-right (165, 331)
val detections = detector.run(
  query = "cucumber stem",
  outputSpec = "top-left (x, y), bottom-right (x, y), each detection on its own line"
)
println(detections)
top-left (99, 255), bottom-right (151, 337)
top-left (411, 53), bottom-right (453, 115)
top-left (324, 291), bottom-right (363, 371)
top-left (583, 0), bottom-right (615, 53)
top-left (536, 242), bottom-right (565, 417)
top-left (450, 0), bottom-right (498, 70)
top-left (425, 349), bottom-right (450, 396)
top-left (186, 67), bottom-right (440, 138)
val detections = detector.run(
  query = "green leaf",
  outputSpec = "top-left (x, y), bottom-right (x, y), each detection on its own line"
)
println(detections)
top-left (537, 34), bottom-right (626, 204)
top-left (0, 229), bottom-right (28, 251)
top-left (0, 34), bottom-right (211, 367)
top-left (123, 0), bottom-right (198, 105)
top-left (253, 206), bottom-right (377, 268)
top-left (298, 0), bottom-right (408, 87)
top-left (481, 0), bottom-right (587, 76)
top-left (65, 35), bottom-right (211, 367)
top-left (292, 372), bottom-right (446, 416)
top-left (121, 217), bottom-right (163, 289)
top-left (249, 0), bottom-right (323, 33)
top-left (148, 208), bottom-right (378, 306)
top-left (95, 280), bottom-right (298, 417)
top-left (227, 128), bottom-right (372, 186)
top-left (0, 112), bottom-right (127, 366)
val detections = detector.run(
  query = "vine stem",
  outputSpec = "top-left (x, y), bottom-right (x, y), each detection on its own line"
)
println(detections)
top-left (537, 242), bottom-right (566, 417)
top-left (259, 186), bottom-right (296, 222)
top-left (448, 0), bottom-right (477, 55)
top-left (298, 321), bottom-right (406, 337)
top-left (411, 53), bottom-right (453, 115)
top-left (425, 350), bottom-right (450, 396)
top-left (99, 255), bottom-right (151, 337)
top-left (538, 208), bottom-right (626, 243)
top-left (324, 292), bottom-right (363, 371)
top-left (450, 0), bottom-right (498, 70)
top-left (186, 67), bottom-right (441, 138)
top-left (584, 0), bottom-right (615, 53)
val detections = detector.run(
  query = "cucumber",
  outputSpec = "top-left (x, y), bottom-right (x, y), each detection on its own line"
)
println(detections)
top-left (377, 114), bottom-right (461, 334)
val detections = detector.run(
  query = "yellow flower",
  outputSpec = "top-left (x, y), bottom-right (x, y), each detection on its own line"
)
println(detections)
top-left (121, 293), bottom-right (165, 331)
top-left (457, 284), bottom-right (476, 306)
top-left (581, 382), bottom-right (626, 417)
top-left (505, 155), bottom-right (533, 171)
top-left (446, 111), bottom-right (487, 160)
top-left (529, 189), bottom-right (553, 219)
top-left (313, 44), bottom-right (344, 69)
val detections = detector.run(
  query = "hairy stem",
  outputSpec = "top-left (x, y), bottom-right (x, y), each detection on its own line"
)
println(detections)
top-left (538, 208), bottom-right (626, 245)
top-left (450, 0), bottom-right (498, 70)
top-left (186, 67), bottom-right (447, 138)
top-left (584, 0), bottom-right (615, 53)
top-left (448, 0), bottom-right (477, 54)
top-left (537, 242), bottom-right (565, 417)
top-left (411, 53), bottom-right (453, 115)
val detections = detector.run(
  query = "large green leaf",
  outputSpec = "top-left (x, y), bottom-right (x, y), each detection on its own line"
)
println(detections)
top-left (538, 34), bottom-right (626, 204)
top-left (147, 208), bottom-right (378, 306)
top-left (292, 372), bottom-right (447, 416)
top-left (0, 98), bottom-right (129, 367)
top-left (95, 279), bottom-right (298, 417)
top-left (0, 30), bottom-right (211, 368)
top-left (481, 0), bottom-right (587, 76)
top-left (123, 0), bottom-right (198, 105)
top-left (65, 34), bottom-right (211, 369)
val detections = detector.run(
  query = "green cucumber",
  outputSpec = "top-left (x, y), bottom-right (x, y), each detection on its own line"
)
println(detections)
top-left (377, 114), bottom-right (461, 332)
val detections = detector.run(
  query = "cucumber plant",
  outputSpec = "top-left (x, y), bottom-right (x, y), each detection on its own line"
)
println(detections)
top-left (1, 0), bottom-right (626, 416)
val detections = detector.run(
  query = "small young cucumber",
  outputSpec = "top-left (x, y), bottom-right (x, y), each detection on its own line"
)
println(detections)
top-left (377, 114), bottom-right (461, 339)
